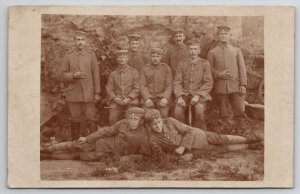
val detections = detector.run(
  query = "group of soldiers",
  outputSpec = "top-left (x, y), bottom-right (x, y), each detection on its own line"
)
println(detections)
top-left (60, 24), bottom-right (247, 142)
top-left (41, 24), bottom-right (260, 162)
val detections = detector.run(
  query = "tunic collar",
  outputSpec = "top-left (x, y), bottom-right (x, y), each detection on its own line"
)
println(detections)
top-left (117, 64), bottom-right (130, 72)
top-left (74, 48), bottom-right (86, 55)
top-left (149, 63), bottom-right (161, 69)
top-left (218, 42), bottom-right (230, 48)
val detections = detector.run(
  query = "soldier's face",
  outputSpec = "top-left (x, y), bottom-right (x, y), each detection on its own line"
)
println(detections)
top-left (173, 33), bottom-right (185, 44)
top-left (219, 31), bottom-right (230, 43)
top-left (150, 117), bottom-right (163, 133)
top-left (130, 41), bottom-right (139, 51)
top-left (75, 36), bottom-right (86, 50)
top-left (128, 114), bottom-right (143, 130)
top-left (117, 55), bottom-right (129, 66)
top-left (151, 54), bottom-right (162, 65)
top-left (188, 45), bottom-right (201, 59)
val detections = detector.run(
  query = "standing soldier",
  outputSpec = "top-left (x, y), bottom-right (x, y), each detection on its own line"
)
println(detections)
top-left (140, 48), bottom-right (173, 118)
top-left (127, 33), bottom-right (149, 75)
top-left (164, 28), bottom-right (189, 77)
top-left (61, 31), bottom-right (101, 140)
top-left (106, 49), bottom-right (140, 125)
top-left (207, 25), bottom-right (247, 119)
top-left (174, 40), bottom-right (213, 130)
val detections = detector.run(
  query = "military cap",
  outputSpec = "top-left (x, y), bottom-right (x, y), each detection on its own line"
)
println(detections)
top-left (128, 33), bottom-right (142, 41)
top-left (145, 109), bottom-right (161, 124)
top-left (74, 31), bottom-right (87, 38)
top-left (217, 25), bottom-right (231, 33)
top-left (186, 39), bottom-right (201, 47)
top-left (126, 107), bottom-right (145, 118)
top-left (173, 28), bottom-right (185, 36)
top-left (115, 49), bottom-right (128, 56)
top-left (150, 47), bottom-right (163, 55)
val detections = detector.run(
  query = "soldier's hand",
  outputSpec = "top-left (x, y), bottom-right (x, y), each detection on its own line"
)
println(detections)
top-left (113, 97), bottom-right (123, 105)
top-left (94, 94), bottom-right (101, 103)
top-left (121, 97), bottom-right (131, 106)
top-left (239, 86), bottom-right (246, 95)
top-left (145, 98), bottom-right (154, 108)
top-left (159, 98), bottom-right (168, 107)
top-left (177, 97), bottom-right (186, 107)
top-left (77, 137), bottom-right (87, 144)
top-left (175, 146), bottom-right (186, 155)
top-left (190, 95), bottom-right (200, 105)
top-left (218, 70), bottom-right (231, 80)
top-left (73, 71), bottom-right (87, 79)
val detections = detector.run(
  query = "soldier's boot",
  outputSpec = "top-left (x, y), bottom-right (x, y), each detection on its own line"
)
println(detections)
top-left (246, 133), bottom-right (264, 143)
top-left (40, 153), bottom-right (53, 160)
top-left (41, 142), bottom-right (75, 153)
top-left (70, 122), bottom-right (81, 141)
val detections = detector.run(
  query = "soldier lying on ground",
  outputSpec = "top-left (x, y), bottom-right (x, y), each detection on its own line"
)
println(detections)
top-left (40, 107), bottom-right (150, 161)
top-left (145, 109), bottom-right (263, 161)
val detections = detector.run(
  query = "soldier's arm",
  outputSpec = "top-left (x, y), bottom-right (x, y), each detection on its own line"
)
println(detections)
top-left (195, 61), bottom-right (214, 98)
top-left (161, 66), bottom-right (173, 99)
top-left (91, 53), bottom-right (101, 94)
top-left (173, 62), bottom-right (184, 98)
top-left (106, 72), bottom-right (117, 102)
top-left (128, 70), bottom-right (140, 99)
top-left (86, 121), bottom-right (121, 143)
top-left (139, 68), bottom-right (152, 99)
top-left (237, 48), bottom-right (247, 86)
top-left (207, 50), bottom-right (220, 79)
top-left (60, 55), bottom-right (74, 82)
top-left (169, 118), bottom-right (194, 150)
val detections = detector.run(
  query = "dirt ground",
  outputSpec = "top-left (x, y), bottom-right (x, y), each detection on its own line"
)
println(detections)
top-left (40, 119), bottom-right (264, 181)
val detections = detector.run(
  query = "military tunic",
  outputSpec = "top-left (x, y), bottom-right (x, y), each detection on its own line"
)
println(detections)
top-left (106, 65), bottom-right (140, 124)
top-left (173, 57), bottom-right (213, 129)
top-left (164, 44), bottom-right (189, 76)
top-left (128, 50), bottom-right (149, 75)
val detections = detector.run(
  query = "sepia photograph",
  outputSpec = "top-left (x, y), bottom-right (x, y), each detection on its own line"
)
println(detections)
top-left (39, 14), bottom-right (264, 181)
top-left (7, 5), bottom-right (294, 188)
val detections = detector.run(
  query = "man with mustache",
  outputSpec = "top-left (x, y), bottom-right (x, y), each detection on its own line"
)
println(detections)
top-left (106, 49), bottom-right (140, 125)
top-left (60, 31), bottom-right (101, 140)
top-left (41, 107), bottom-right (150, 161)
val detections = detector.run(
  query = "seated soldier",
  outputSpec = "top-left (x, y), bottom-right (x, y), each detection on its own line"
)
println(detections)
top-left (173, 39), bottom-right (213, 130)
top-left (106, 49), bottom-right (140, 125)
top-left (40, 107), bottom-right (150, 161)
top-left (145, 109), bottom-right (263, 160)
top-left (140, 47), bottom-right (173, 118)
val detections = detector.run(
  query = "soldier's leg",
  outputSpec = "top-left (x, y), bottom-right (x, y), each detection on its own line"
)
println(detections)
top-left (194, 102), bottom-right (207, 130)
top-left (79, 152), bottom-right (105, 161)
top-left (109, 102), bottom-right (123, 125)
top-left (84, 102), bottom-right (98, 135)
top-left (174, 104), bottom-right (186, 123)
top-left (219, 94), bottom-right (230, 117)
top-left (67, 102), bottom-right (82, 140)
top-left (42, 141), bottom-right (94, 153)
top-left (41, 152), bottom-right (80, 160)
top-left (229, 93), bottom-right (246, 117)
top-left (205, 131), bottom-right (262, 145)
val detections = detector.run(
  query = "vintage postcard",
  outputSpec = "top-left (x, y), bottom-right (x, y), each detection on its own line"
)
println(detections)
top-left (8, 5), bottom-right (294, 188)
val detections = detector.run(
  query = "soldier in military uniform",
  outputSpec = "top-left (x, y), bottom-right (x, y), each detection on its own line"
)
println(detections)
top-left (207, 25), bottom-right (247, 119)
top-left (127, 33), bottom-right (149, 75)
top-left (106, 49), bottom-right (140, 125)
top-left (41, 107), bottom-right (150, 161)
top-left (145, 109), bottom-right (263, 160)
top-left (173, 40), bottom-right (213, 130)
top-left (60, 31), bottom-right (101, 140)
top-left (140, 48), bottom-right (173, 118)
top-left (164, 28), bottom-right (189, 77)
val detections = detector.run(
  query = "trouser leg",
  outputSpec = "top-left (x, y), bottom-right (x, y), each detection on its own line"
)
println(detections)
top-left (47, 141), bottom-right (81, 152)
top-left (205, 131), bottom-right (247, 145)
top-left (49, 152), bottom-right (80, 160)
top-left (194, 102), bottom-right (207, 130)
top-left (229, 93), bottom-right (246, 117)
top-left (219, 94), bottom-right (230, 117)
top-left (79, 152), bottom-right (105, 161)
top-left (174, 105), bottom-right (186, 123)
top-left (109, 102), bottom-right (123, 125)
top-left (67, 102), bottom-right (83, 140)
top-left (84, 102), bottom-right (98, 135)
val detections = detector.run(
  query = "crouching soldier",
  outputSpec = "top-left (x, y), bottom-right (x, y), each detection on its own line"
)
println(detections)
top-left (106, 49), bottom-right (140, 125)
top-left (173, 39), bottom-right (213, 130)
top-left (145, 109), bottom-right (263, 160)
top-left (140, 47), bottom-right (173, 118)
top-left (40, 107), bottom-right (150, 161)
